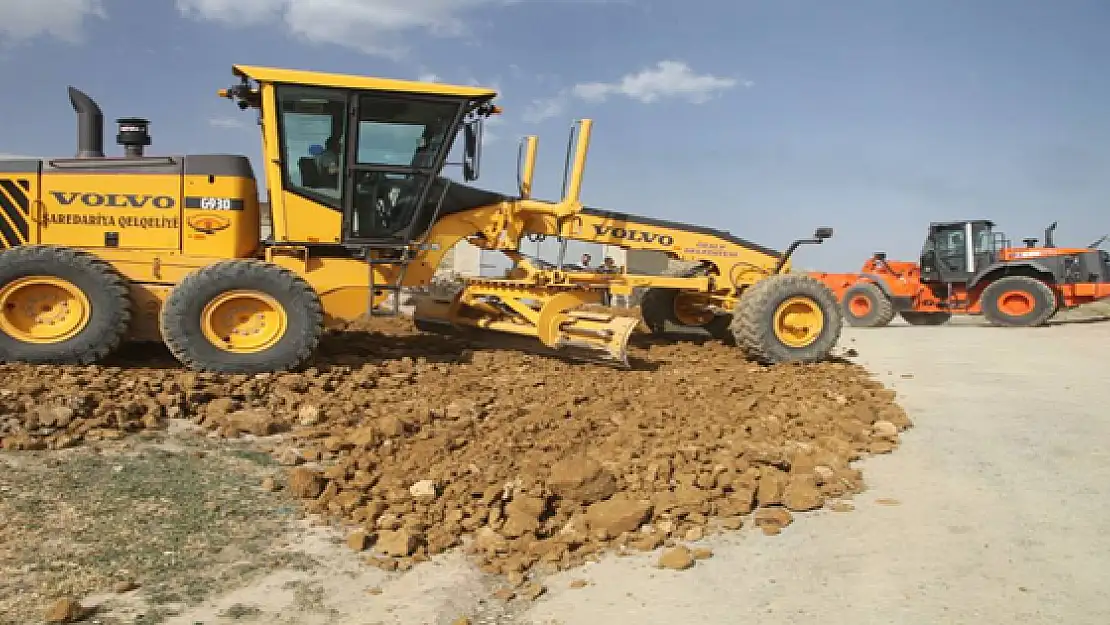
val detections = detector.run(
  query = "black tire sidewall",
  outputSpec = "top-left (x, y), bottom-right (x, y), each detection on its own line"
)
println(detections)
top-left (900, 311), bottom-right (951, 326)
top-left (842, 283), bottom-right (887, 326)
top-left (981, 277), bottom-right (1056, 326)
top-left (162, 263), bottom-right (321, 372)
top-left (0, 247), bottom-right (129, 363)
top-left (639, 288), bottom-right (678, 333)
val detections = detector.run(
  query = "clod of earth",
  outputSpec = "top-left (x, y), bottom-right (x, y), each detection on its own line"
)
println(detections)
top-left (0, 315), bottom-right (913, 582)
top-left (44, 597), bottom-right (86, 623)
top-left (657, 545), bottom-right (696, 570)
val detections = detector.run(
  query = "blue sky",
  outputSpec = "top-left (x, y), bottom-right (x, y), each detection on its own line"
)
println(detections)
top-left (1, 0), bottom-right (1109, 271)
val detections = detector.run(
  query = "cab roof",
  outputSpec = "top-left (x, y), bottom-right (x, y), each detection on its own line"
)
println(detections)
top-left (232, 64), bottom-right (499, 100)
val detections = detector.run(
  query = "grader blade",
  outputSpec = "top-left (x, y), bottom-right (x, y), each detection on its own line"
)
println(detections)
top-left (410, 292), bottom-right (638, 368)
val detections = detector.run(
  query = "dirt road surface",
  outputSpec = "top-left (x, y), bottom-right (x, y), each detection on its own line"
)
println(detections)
top-left (5, 311), bottom-right (1110, 624)
top-left (521, 316), bottom-right (1110, 625)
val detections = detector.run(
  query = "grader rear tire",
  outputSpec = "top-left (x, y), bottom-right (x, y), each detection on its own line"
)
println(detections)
top-left (0, 245), bottom-right (131, 365)
top-left (160, 260), bottom-right (324, 373)
top-left (730, 273), bottom-right (842, 364)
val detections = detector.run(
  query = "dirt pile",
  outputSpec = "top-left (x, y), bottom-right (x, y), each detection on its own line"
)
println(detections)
top-left (0, 315), bottom-right (912, 581)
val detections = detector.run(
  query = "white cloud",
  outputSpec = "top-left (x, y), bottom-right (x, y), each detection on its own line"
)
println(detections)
top-left (175, 0), bottom-right (508, 57)
top-left (520, 61), bottom-right (744, 124)
top-left (0, 153), bottom-right (34, 159)
top-left (208, 116), bottom-right (248, 129)
top-left (571, 60), bottom-right (740, 104)
top-left (0, 0), bottom-right (106, 45)
top-left (522, 95), bottom-right (567, 124)
top-left (417, 72), bottom-right (441, 83)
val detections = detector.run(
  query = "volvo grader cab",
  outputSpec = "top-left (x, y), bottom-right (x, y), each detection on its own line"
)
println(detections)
top-left (0, 65), bottom-right (843, 373)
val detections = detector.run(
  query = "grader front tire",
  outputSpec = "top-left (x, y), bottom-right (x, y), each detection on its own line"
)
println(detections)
top-left (730, 274), bottom-right (842, 364)
top-left (160, 260), bottom-right (324, 373)
top-left (0, 245), bottom-right (131, 365)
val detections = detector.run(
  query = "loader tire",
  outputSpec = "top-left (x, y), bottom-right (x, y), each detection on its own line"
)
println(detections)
top-left (730, 273), bottom-right (842, 364)
top-left (900, 311), bottom-right (952, 326)
top-left (161, 260), bottom-right (323, 373)
top-left (841, 281), bottom-right (895, 327)
top-left (979, 275), bottom-right (1057, 327)
top-left (0, 245), bottom-right (131, 365)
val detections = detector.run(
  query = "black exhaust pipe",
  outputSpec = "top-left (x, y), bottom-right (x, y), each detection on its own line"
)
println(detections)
top-left (67, 86), bottom-right (104, 158)
top-left (1044, 221), bottom-right (1057, 248)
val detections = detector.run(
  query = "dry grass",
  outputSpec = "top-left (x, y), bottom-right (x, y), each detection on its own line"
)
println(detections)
top-left (0, 432), bottom-right (309, 624)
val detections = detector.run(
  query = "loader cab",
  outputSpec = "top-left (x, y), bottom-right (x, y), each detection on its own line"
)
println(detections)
top-left (919, 219), bottom-right (998, 283)
top-left (223, 65), bottom-right (498, 247)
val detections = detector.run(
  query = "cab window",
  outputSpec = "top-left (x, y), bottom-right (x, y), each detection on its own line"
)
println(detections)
top-left (276, 85), bottom-right (348, 208)
top-left (935, 229), bottom-right (965, 255)
top-left (354, 96), bottom-right (461, 169)
top-left (972, 223), bottom-right (994, 253)
top-left (348, 96), bottom-right (463, 240)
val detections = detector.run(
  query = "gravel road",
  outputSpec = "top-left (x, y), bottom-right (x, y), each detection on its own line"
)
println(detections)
top-left (519, 317), bottom-right (1110, 625)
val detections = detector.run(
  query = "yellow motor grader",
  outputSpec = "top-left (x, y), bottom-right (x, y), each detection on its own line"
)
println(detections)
top-left (0, 65), bottom-right (841, 372)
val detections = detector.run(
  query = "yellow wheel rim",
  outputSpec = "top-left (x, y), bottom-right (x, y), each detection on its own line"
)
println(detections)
top-left (0, 276), bottom-right (91, 344)
top-left (200, 290), bottom-right (287, 354)
top-left (773, 296), bottom-right (825, 348)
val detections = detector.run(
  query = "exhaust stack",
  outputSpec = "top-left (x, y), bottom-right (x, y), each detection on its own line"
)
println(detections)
top-left (67, 86), bottom-right (104, 158)
top-left (1044, 221), bottom-right (1058, 248)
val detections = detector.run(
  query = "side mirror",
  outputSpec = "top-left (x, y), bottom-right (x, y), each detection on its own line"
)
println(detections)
top-left (463, 120), bottom-right (482, 181)
top-left (813, 226), bottom-right (833, 240)
top-left (873, 251), bottom-right (887, 260)
top-left (308, 144), bottom-right (323, 156)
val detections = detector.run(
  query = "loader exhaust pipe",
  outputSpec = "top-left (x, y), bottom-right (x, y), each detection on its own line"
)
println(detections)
top-left (1044, 221), bottom-right (1057, 248)
top-left (67, 86), bottom-right (104, 158)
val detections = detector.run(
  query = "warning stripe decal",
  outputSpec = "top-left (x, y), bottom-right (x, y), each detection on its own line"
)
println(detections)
top-left (0, 178), bottom-right (31, 249)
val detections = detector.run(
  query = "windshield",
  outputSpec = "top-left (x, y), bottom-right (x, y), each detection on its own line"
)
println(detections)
top-left (357, 122), bottom-right (427, 166)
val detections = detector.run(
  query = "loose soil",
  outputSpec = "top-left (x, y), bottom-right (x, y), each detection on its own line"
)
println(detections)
top-left (0, 314), bottom-right (911, 622)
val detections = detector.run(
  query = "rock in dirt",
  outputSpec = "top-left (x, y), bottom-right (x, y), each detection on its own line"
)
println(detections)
top-left (44, 597), bottom-right (85, 623)
top-left (585, 496), bottom-right (652, 537)
top-left (376, 528), bottom-right (419, 557)
top-left (657, 546), bottom-right (696, 570)
top-left (547, 455), bottom-right (618, 504)
top-left (288, 467), bottom-right (324, 499)
top-left (783, 474), bottom-right (824, 512)
top-left (753, 508), bottom-right (794, 535)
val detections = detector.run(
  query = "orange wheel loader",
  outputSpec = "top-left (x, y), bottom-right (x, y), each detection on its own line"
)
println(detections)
top-left (809, 219), bottom-right (1110, 327)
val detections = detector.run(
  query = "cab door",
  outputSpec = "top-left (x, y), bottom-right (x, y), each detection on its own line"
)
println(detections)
top-left (341, 93), bottom-right (466, 245)
top-left (920, 224), bottom-right (973, 283)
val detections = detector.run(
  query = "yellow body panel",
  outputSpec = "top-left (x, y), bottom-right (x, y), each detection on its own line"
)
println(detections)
top-left (271, 192), bottom-right (344, 244)
top-left (181, 175), bottom-right (262, 258)
top-left (232, 65), bottom-right (498, 100)
top-left (39, 172), bottom-right (182, 250)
